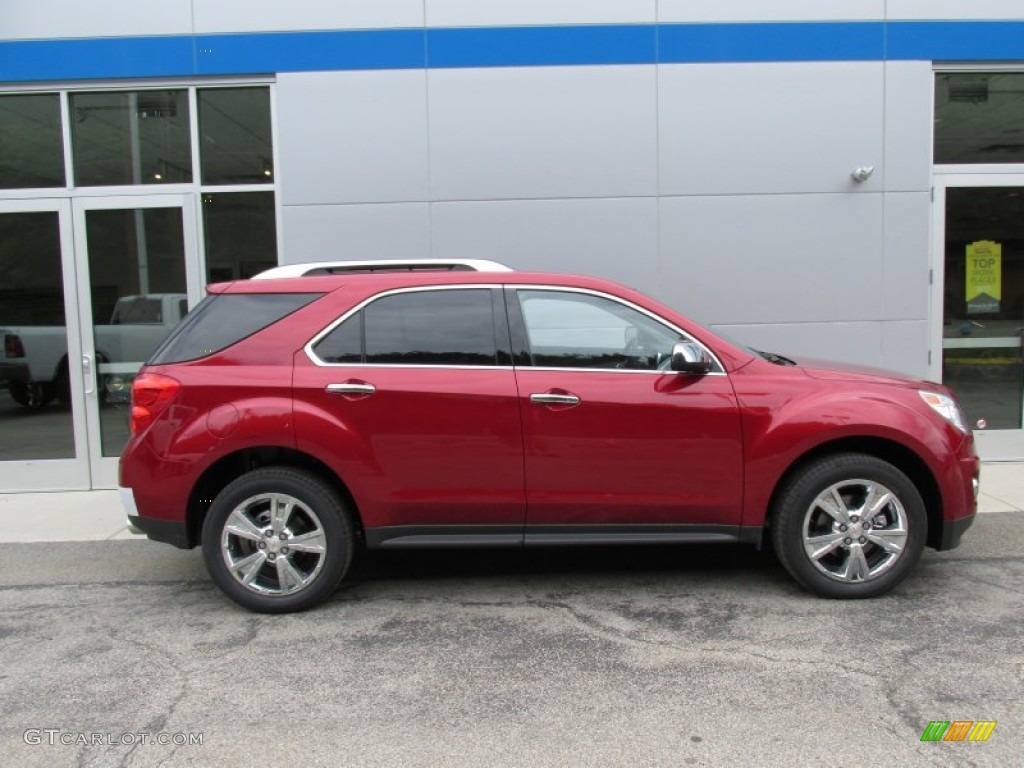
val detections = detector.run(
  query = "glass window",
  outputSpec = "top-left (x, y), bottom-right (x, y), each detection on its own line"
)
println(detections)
top-left (0, 94), bottom-right (65, 188)
top-left (71, 90), bottom-right (192, 186)
top-left (151, 293), bottom-right (323, 365)
top-left (203, 192), bottom-right (277, 282)
top-left (315, 290), bottom-right (498, 366)
top-left (0, 211), bottom-right (75, 459)
top-left (199, 87), bottom-right (273, 185)
top-left (941, 187), bottom-right (1024, 430)
top-left (517, 290), bottom-right (683, 370)
top-left (935, 73), bottom-right (1024, 164)
top-left (314, 312), bottom-right (363, 364)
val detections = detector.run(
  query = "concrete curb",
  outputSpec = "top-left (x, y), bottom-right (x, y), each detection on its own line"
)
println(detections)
top-left (0, 462), bottom-right (1019, 544)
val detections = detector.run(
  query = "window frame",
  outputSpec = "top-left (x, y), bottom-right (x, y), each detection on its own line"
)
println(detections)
top-left (306, 285), bottom-right (512, 369)
top-left (505, 285), bottom-right (725, 375)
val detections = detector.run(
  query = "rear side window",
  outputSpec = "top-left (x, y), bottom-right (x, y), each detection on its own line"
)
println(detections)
top-left (313, 289), bottom-right (498, 366)
top-left (150, 293), bottom-right (322, 364)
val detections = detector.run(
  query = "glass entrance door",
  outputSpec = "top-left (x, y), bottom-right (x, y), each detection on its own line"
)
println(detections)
top-left (72, 195), bottom-right (201, 487)
top-left (0, 199), bottom-right (90, 490)
top-left (934, 178), bottom-right (1024, 459)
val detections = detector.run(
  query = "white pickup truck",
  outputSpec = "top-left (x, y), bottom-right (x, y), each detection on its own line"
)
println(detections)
top-left (0, 294), bottom-right (189, 409)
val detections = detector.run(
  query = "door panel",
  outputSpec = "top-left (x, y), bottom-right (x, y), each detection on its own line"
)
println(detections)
top-left (508, 287), bottom-right (744, 528)
top-left (517, 369), bottom-right (744, 526)
top-left (935, 178), bottom-right (1024, 459)
top-left (0, 200), bottom-right (89, 490)
top-left (73, 196), bottom-right (201, 487)
top-left (294, 362), bottom-right (525, 530)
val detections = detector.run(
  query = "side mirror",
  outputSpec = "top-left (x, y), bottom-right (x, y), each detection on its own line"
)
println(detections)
top-left (670, 341), bottom-right (713, 374)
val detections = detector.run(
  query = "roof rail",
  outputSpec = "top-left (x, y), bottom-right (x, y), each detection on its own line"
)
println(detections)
top-left (252, 259), bottom-right (513, 279)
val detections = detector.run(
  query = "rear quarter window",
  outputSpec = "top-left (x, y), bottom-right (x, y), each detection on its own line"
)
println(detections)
top-left (149, 293), bottom-right (322, 364)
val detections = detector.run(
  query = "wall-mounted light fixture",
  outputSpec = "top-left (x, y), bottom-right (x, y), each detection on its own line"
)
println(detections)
top-left (851, 165), bottom-right (874, 183)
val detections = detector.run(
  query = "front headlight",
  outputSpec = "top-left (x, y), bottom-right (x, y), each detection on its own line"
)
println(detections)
top-left (919, 391), bottom-right (969, 433)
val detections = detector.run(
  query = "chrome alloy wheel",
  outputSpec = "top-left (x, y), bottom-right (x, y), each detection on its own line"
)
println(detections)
top-left (801, 479), bottom-right (909, 583)
top-left (220, 493), bottom-right (328, 596)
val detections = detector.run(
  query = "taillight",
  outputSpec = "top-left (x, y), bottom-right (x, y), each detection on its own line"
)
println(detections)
top-left (4, 333), bottom-right (25, 358)
top-left (130, 373), bottom-right (180, 436)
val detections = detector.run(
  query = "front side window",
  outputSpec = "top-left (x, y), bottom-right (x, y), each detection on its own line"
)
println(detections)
top-left (313, 289), bottom-right (498, 366)
top-left (517, 290), bottom-right (683, 370)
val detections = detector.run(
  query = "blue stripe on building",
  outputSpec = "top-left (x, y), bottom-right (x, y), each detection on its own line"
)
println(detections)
top-left (2, 21), bottom-right (1024, 83)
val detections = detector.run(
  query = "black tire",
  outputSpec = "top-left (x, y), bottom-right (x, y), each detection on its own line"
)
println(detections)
top-left (770, 453), bottom-right (926, 599)
top-left (9, 381), bottom-right (54, 410)
top-left (201, 467), bottom-right (354, 613)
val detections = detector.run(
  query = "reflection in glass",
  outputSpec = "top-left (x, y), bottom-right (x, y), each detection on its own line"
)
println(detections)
top-left (71, 91), bottom-right (191, 186)
top-left (85, 208), bottom-right (188, 456)
top-left (202, 192), bottom-right (277, 282)
top-left (935, 74), bottom-right (1024, 164)
top-left (0, 212), bottom-right (75, 459)
top-left (0, 94), bottom-right (65, 188)
top-left (942, 188), bottom-right (1024, 430)
top-left (199, 87), bottom-right (273, 185)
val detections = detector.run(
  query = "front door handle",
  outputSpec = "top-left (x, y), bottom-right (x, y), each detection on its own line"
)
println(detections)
top-left (326, 381), bottom-right (376, 398)
top-left (530, 391), bottom-right (581, 407)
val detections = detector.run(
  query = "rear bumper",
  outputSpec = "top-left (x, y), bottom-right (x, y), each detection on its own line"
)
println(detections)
top-left (127, 514), bottom-right (191, 549)
top-left (120, 487), bottom-right (191, 549)
top-left (0, 361), bottom-right (30, 384)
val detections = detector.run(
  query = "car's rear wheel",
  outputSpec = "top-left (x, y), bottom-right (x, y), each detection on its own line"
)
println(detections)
top-left (201, 467), bottom-right (354, 613)
top-left (770, 453), bottom-right (926, 598)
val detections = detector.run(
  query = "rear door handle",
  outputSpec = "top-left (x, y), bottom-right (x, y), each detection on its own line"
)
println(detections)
top-left (326, 381), bottom-right (376, 397)
top-left (530, 392), bottom-right (581, 407)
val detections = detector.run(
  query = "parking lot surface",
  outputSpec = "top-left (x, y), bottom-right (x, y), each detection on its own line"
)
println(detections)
top-left (0, 512), bottom-right (1020, 767)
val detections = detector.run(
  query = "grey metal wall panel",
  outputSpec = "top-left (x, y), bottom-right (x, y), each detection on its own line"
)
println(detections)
top-left (430, 197), bottom-right (658, 287)
top-left (276, 72), bottom-right (429, 206)
top-left (883, 62), bottom-right (933, 192)
top-left (657, 193), bottom-right (884, 325)
top-left (193, 0), bottom-right (424, 33)
top-left (888, 0), bottom-right (1024, 20)
top-left (881, 320), bottom-right (929, 377)
top-left (426, 0), bottom-right (655, 26)
top-left (659, 0), bottom-right (884, 22)
top-left (427, 66), bottom-right (658, 201)
top-left (280, 203), bottom-right (431, 262)
top-left (658, 63), bottom-right (884, 196)
top-left (1, 0), bottom-right (191, 40)
top-left (712, 321), bottom-right (884, 369)
top-left (883, 192), bottom-right (931, 321)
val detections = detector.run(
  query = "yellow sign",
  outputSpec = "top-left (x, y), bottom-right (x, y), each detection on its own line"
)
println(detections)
top-left (965, 240), bottom-right (1001, 315)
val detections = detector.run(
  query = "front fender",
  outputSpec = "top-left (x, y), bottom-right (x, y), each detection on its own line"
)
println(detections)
top-left (737, 384), bottom-right (962, 528)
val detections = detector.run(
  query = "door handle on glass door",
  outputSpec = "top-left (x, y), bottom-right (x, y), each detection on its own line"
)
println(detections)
top-left (82, 354), bottom-right (94, 395)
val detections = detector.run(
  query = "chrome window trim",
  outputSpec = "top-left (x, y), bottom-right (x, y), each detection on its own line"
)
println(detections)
top-left (305, 285), bottom-right (503, 368)
top-left (511, 285), bottom-right (727, 376)
top-left (304, 283), bottom-right (726, 376)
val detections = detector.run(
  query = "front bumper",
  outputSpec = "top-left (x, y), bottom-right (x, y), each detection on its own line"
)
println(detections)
top-left (940, 513), bottom-right (976, 550)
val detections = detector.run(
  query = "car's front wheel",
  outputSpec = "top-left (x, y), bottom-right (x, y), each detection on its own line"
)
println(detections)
top-left (770, 453), bottom-right (926, 598)
top-left (201, 467), bottom-right (354, 613)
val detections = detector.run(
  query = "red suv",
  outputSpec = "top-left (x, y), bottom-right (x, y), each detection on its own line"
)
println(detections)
top-left (120, 260), bottom-right (980, 612)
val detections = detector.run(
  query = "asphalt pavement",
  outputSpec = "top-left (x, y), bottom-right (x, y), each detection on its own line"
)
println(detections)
top-left (0, 508), bottom-right (1020, 767)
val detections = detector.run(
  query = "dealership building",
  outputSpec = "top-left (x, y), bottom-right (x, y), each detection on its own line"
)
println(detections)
top-left (1, 0), bottom-right (1023, 493)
